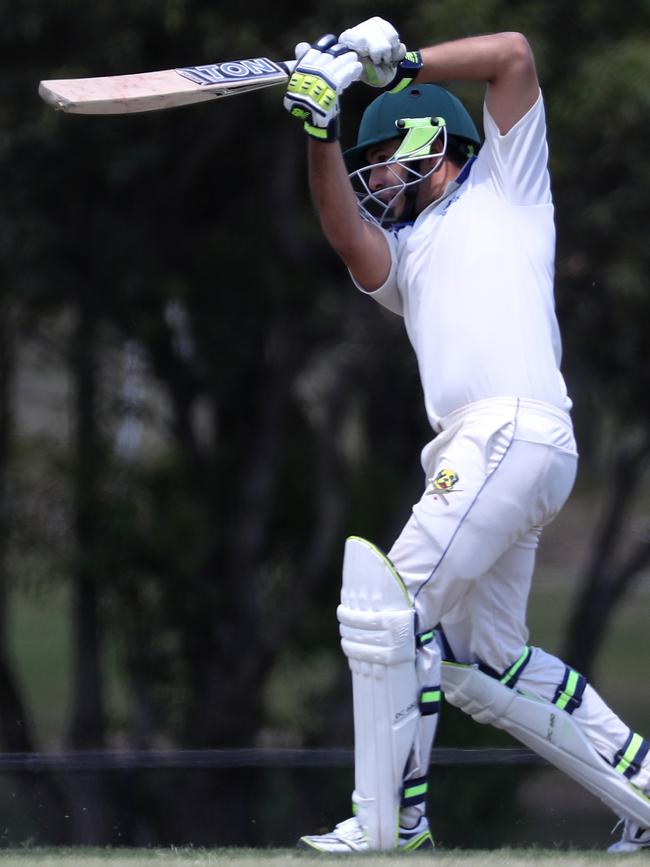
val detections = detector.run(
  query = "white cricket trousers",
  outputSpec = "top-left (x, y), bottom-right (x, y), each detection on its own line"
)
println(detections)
top-left (386, 397), bottom-right (650, 818)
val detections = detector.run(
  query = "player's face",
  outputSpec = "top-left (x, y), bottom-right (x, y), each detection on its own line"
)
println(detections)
top-left (365, 138), bottom-right (409, 220)
top-left (348, 127), bottom-right (452, 227)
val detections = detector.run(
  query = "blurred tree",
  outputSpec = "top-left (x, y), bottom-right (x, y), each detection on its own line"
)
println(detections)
top-left (0, 0), bottom-right (427, 755)
top-left (1, 0), bottom-right (650, 846)
top-left (0, 292), bottom-right (34, 751)
top-left (547, 20), bottom-right (650, 678)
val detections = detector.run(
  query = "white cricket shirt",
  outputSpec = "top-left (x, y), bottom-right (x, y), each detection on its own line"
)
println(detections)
top-left (357, 91), bottom-right (572, 433)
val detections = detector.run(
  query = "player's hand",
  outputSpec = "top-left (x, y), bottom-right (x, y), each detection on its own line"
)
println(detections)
top-left (339, 17), bottom-right (406, 87)
top-left (284, 34), bottom-right (362, 141)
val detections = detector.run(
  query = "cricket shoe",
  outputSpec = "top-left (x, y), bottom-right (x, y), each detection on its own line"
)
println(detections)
top-left (607, 819), bottom-right (650, 853)
top-left (297, 815), bottom-right (434, 853)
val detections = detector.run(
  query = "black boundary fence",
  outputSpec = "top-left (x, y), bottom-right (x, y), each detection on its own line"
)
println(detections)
top-left (0, 746), bottom-right (546, 771)
top-left (0, 749), bottom-right (616, 850)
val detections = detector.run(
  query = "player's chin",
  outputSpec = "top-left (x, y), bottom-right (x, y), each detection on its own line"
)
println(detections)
top-left (365, 190), bottom-right (407, 225)
top-left (384, 196), bottom-right (407, 222)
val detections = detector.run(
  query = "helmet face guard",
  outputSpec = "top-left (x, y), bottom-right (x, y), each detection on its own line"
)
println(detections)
top-left (348, 116), bottom-right (448, 227)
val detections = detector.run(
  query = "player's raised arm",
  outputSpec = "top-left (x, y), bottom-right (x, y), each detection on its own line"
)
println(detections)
top-left (283, 36), bottom-right (394, 292)
top-left (340, 20), bottom-right (539, 134)
top-left (420, 33), bottom-right (539, 134)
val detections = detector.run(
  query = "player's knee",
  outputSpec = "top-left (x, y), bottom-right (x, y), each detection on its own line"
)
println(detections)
top-left (442, 647), bottom-right (591, 729)
top-left (442, 646), bottom-right (533, 725)
top-left (440, 661), bottom-right (516, 726)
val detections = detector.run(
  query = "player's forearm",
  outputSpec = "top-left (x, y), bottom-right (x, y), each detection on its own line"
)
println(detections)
top-left (417, 32), bottom-right (535, 86)
top-left (308, 140), bottom-right (391, 291)
top-left (308, 140), bottom-right (367, 256)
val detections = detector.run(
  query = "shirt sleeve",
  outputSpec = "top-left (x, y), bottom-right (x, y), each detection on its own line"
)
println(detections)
top-left (477, 90), bottom-right (552, 206)
top-left (347, 226), bottom-right (404, 316)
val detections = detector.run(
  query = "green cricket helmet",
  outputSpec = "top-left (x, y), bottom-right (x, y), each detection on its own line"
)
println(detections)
top-left (344, 84), bottom-right (481, 227)
top-left (344, 83), bottom-right (481, 173)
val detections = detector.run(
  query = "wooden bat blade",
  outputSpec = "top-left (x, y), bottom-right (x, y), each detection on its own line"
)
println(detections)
top-left (39, 57), bottom-right (293, 115)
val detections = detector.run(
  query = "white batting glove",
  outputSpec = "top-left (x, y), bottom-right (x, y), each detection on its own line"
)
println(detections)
top-left (294, 41), bottom-right (311, 63)
top-left (284, 35), bottom-right (362, 141)
top-left (339, 17), bottom-right (406, 87)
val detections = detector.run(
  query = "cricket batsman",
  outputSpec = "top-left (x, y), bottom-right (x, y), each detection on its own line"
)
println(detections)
top-left (282, 17), bottom-right (650, 854)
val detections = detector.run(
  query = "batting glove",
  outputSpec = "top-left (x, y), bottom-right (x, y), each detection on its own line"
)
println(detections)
top-left (284, 34), bottom-right (362, 142)
top-left (339, 17), bottom-right (405, 87)
top-left (339, 17), bottom-right (423, 91)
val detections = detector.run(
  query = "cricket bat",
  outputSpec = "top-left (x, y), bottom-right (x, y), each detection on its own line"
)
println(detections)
top-left (39, 57), bottom-right (296, 115)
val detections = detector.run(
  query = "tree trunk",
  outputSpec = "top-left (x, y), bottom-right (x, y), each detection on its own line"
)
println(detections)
top-left (563, 436), bottom-right (650, 680)
top-left (68, 292), bottom-right (106, 750)
top-left (0, 295), bottom-right (35, 751)
top-left (183, 320), bottom-right (302, 747)
top-left (67, 290), bottom-right (114, 846)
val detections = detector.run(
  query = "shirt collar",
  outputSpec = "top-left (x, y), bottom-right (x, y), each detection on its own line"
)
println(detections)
top-left (439, 154), bottom-right (476, 203)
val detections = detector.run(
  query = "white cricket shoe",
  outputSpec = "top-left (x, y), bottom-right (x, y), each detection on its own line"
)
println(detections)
top-left (608, 819), bottom-right (650, 853)
top-left (297, 814), bottom-right (434, 853)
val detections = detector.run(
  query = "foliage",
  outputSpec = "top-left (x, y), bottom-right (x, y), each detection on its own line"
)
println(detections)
top-left (3, 0), bottom-right (432, 753)
top-left (1, 0), bottom-right (649, 844)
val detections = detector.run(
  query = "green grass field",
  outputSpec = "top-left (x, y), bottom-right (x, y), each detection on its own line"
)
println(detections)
top-left (0, 848), bottom-right (643, 866)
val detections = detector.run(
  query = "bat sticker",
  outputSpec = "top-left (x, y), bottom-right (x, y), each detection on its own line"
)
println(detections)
top-left (176, 58), bottom-right (285, 86)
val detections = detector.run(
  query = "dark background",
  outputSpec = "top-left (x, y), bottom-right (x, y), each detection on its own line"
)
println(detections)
top-left (1, 0), bottom-right (649, 849)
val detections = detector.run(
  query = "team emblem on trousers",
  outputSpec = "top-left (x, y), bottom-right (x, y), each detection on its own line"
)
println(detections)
top-left (430, 468), bottom-right (459, 491)
top-left (427, 468), bottom-right (460, 503)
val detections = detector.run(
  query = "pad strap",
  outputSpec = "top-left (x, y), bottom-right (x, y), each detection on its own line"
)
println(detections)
top-left (419, 685), bottom-right (441, 716)
top-left (614, 732), bottom-right (650, 780)
top-left (479, 646), bottom-right (533, 690)
top-left (552, 666), bottom-right (587, 715)
top-left (401, 776), bottom-right (428, 807)
top-left (437, 626), bottom-right (456, 662)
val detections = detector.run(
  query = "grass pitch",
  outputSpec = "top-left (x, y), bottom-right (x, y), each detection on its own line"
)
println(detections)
top-left (0, 849), bottom-right (641, 866)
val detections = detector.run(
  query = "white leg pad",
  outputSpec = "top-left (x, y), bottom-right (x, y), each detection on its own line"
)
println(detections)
top-left (441, 661), bottom-right (650, 827)
top-left (338, 536), bottom-right (419, 850)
